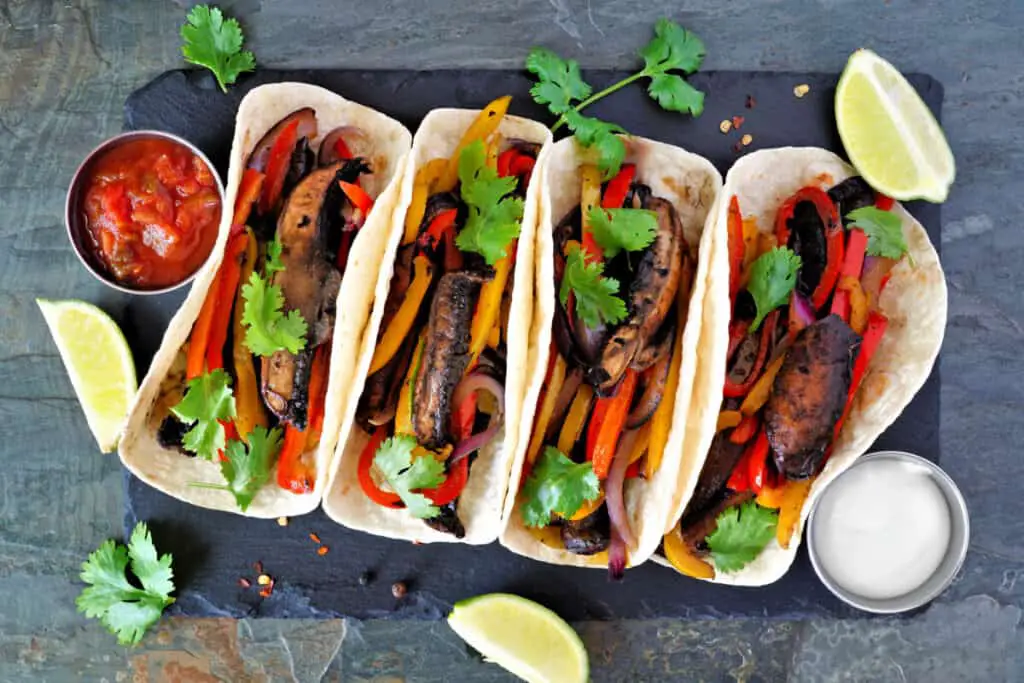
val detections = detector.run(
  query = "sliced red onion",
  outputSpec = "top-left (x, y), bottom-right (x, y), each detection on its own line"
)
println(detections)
top-left (790, 291), bottom-right (816, 328)
top-left (247, 108), bottom-right (318, 172)
top-left (319, 125), bottom-right (368, 166)
top-left (449, 373), bottom-right (505, 465)
top-left (607, 530), bottom-right (627, 581)
top-left (605, 427), bottom-right (640, 578)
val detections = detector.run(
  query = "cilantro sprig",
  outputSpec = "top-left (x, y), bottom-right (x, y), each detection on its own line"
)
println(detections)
top-left (76, 522), bottom-right (175, 646)
top-left (846, 206), bottom-right (913, 263)
top-left (170, 368), bottom-right (236, 460)
top-left (264, 236), bottom-right (285, 275)
top-left (559, 245), bottom-right (628, 329)
top-left (373, 435), bottom-right (447, 519)
top-left (588, 206), bottom-right (658, 259)
top-left (746, 247), bottom-right (802, 331)
top-left (180, 5), bottom-right (256, 93)
top-left (241, 271), bottom-right (308, 357)
top-left (706, 501), bottom-right (778, 573)
top-left (456, 140), bottom-right (525, 265)
top-left (191, 426), bottom-right (284, 511)
top-left (520, 447), bottom-right (601, 527)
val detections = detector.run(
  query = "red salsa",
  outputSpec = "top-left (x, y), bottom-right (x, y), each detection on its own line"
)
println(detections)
top-left (82, 138), bottom-right (221, 289)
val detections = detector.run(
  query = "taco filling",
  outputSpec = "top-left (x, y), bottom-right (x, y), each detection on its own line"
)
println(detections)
top-left (354, 97), bottom-right (538, 538)
top-left (154, 107), bottom-right (381, 510)
top-left (662, 176), bottom-right (913, 578)
top-left (515, 159), bottom-right (696, 577)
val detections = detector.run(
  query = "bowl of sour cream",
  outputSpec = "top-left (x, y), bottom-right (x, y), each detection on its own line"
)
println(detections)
top-left (807, 451), bottom-right (969, 614)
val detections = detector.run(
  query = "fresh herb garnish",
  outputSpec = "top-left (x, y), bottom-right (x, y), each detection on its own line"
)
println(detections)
top-left (191, 426), bottom-right (283, 511)
top-left (746, 247), bottom-right (802, 331)
top-left (373, 435), bottom-right (447, 519)
top-left (264, 236), bottom-right (285, 275)
top-left (559, 244), bottom-right (628, 329)
top-left (563, 110), bottom-right (628, 179)
top-left (636, 18), bottom-right (707, 116)
top-left (76, 522), bottom-right (175, 646)
top-left (180, 5), bottom-right (256, 93)
top-left (706, 501), bottom-right (778, 573)
top-left (846, 206), bottom-right (912, 262)
top-left (587, 206), bottom-right (658, 258)
top-left (241, 271), bottom-right (308, 357)
top-left (520, 447), bottom-right (601, 527)
top-left (525, 49), bottom-right (593, 115)
top-left (455, 140), bottom-right (525, 265)
top-left (170, 368), bottom-right (236, 460)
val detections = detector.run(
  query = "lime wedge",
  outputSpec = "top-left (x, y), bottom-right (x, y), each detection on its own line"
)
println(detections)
top-left (447, 593), bottom-right (588, 683)
top-left (836, 48), bottom-right (955, 202)
top-left (37, 299), bottom-right (137, 452)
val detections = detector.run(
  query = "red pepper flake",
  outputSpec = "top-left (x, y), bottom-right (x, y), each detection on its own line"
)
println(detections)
top-left (391, 581), bottom-right (408, 599)
top-left (258, 577), bottom-right (275, 598)
top-left (317, 546), bottom-right (329, 556)
top-left (309, 533), bottom-right (321, 544)
top-left (745, 95), bottom-right (757, 109)
top-left (732, 141), bottom-right (744, 153)
top-left (238, 577), bottom-right (251, 589)
top-left (731, 115), bottom-right (745, 129)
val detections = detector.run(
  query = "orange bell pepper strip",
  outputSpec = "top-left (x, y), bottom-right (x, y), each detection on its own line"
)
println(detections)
top-left (727, 196), bottom-right (745, 300)
top-left (204, 232), bottom-right (249, 373)
top-left (556, 383), bottom-right (594, 457)
top-left (739, 354), bottom-right (786, 416)
top-left (729, 413), bottom-right (760, 444)
top-left (439, 96), bottom-right (511, 191)
top-left (339, 180), bottom-right (374, 215)
top-left (776, 478), bottom-right (813, 549)
top-left (231, 229), bottom-right (266, 442)
top-left (755, 479), bottom-right (786, 509)
top-left (304, 344), bottom-right (330, 450)
top-left (258, 119), bottom-right (299, 214)
top-left (526, 352), bottom-right (567, 464)
top-left (586, 369), bottom-right (639, 479)
top-left (186, 276), bottom-right (222, 381)
top-left (357, 426), bottom-right (402, 508)
top-left (367, 254), bottom-right (433, 375)
top-left (417, 208), bottom-right (459, 251)
top-left (663, 524), bottom-right (715, 579)
top-left (741, 216), bottom-right (760, 271)
top-left (580, 164), bottom-right (604, 262)
top-left (468, 249), bottom-right (513, 363)
top-left (842, 276), bottom-right (869, 334)
top-left (568, 491), bottom-right (605, 521)
top-left (403, 159), bottom-right (449, 244)
top-left (601, 163), bottom-right (636, 209)
top-left (231, 169), bottom-right (265, 233)
top-left (277, 423), bottom-right (315, 494)
top-left (717, 410), bottom-right (743, 432)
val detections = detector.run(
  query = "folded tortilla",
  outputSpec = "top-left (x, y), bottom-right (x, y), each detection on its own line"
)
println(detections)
top-left (320, 108), bottom-right (553, 543)
top-left (655, 147), bottom-right (948, 584)
top-left (499, 136), bottom-right (723, 567)
top-left (119, 83), bottom-right (412, 518)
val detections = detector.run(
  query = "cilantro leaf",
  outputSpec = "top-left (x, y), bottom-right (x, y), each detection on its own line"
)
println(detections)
top-left (180, 5), bottom-right (255, 93)
top-left (638, 19), bottom-right (706, 116)
top-left (563, 110), bottom-right (627, 179)
top-left (525, 48), bottom-right (593, 115)
top-left (520, 447), bottom-right (601, 527)
top-left (706, 501), bottom-right (778, 573)
top-left (241, 271), bottom-right (308, 357)
top-left (746, 247), bottom-right (802, 331)
top-left (219, 426), bottom-right (283, 511)
top-left (373, 435), bottom-right (447, 519)
top-left (559, 245), bottom-right (628, 328)
top-left (76, 522), bottom-right (175, 646)
top-left (264, 236), bottom-right (285, 275)
top-left (456, 140), bottom-right (524, 265)
top-left (647, 73), bottom-right (705, 116)
top-left (846, 206), bottom-right (911, 261)
top-left (170, 369), bottom-right (236, 460)
top-left (587, 207), bottom-right (658, 258)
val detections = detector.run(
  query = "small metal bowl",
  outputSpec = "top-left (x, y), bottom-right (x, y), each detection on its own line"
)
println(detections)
top-left (65, 130), bottom-right (225, 295)
top-left (807, 451), bottom-right (969, 614)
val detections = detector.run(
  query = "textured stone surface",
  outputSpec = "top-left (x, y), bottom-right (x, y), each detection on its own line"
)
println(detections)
top-left (1, 0), bottom-right (1022, 681)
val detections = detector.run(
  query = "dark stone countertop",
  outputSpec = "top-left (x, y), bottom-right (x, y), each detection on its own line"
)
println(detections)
top-left (1, 1), bottom-right (1021, 681)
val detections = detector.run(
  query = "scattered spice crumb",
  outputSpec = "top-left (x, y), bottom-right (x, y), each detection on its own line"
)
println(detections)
top-left (745, 95), bottom-right (756, 109)
top-left (259, 578), bottom-right (276, 598)
top-left (309, 533), bottom-right (321, 544)
top-left (253, 561), bottom-right (263, 574)
top-left (317, 546), bottom-right (329, 556)
top-left (276, 517), bottom-right (288, 527)
top-left (257, 574), bottom-right (272, 586)
top-left (238, 577), bottom-right (251, 589)
top-left (741, 134), bottom-right (753, 146)
top-left (391, 581), bottom-right (408, 599)
top-left (794, 84), bottom-right (810, 98)
top-left (358, 571), bottom-right (375, 586)
top-left (731, 115), bottom-right (745, 130)
top-left (732, 141), bottom-right (744, 153)
top-left (719, 119), bottom-right (732, 134)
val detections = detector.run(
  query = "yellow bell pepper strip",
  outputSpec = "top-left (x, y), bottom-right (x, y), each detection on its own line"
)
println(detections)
top-left (741, 216), bottom-right (760, 271)
top-left (304, 343), bottom-right (330, 451)
top-left (368, 254), bottom-right (433, 375)
top-left (717, 410), bottom-right (743, 432)
top-left (579, 164), bottom-right (603, 262)
top-left (485, 133), bottom-right (503, 169)
top-left (439, 95), bottom-right (511, 191)
top-left (739, 354), bottom-right (786, 416)
top-left (403, 159), bottom-right (449, 244)
top-left (755, 479), bottom-right (786, 509)
top-left (628, 422), bottom-right (652, 465)
top-left (663, 524), bottom-right (715, 579)
top-left (232, 229), bottom-right (267, 442)
top-left (487, 322), bottom-right (500, 349)
top-left (728, 413), bottom-right (760, 444)
top-left (468, 250), bottom-right (513, 363)
top-left (394, 333), bottom-right (427, 436)
top-left (776, 478), bottom-right (813, 549)
top-left (569, 491), bottom-right (606, 521)
top-left (587, 369), bottom-right (638, 479)
top-left (525, 352), bottom-right (567, 465)
top-left (645, 330), bottom-right (683, 480)
top-left (557, 383), bottom-right (594, 456)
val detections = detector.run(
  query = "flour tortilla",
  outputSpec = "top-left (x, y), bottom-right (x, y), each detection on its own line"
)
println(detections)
top-left (655, 147), bottom-right (948, 584)
top-left (119, 83), bottom-right (412, 518)
top-left (321, 108), bottom-right (553, 543)
top-left (499, 136), bottom-right (723, 567)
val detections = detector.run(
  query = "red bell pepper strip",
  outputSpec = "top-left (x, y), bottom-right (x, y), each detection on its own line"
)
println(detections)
top-left (746, 430), bottom-right (772, 494)
top-left (357, 426), bottom-right (402, 508)
top-left (497, 149), bottom-right (517, 177)
top-left (812, 228), bottom-right (845, 310)
top-left (417, 208), bottom-right (459, 250)
top-left (727, 319), bottom-right (750, 360)
top-left (231, 169), bottom-right (265, 235)
top-left (729, 413), bottom-right (760, 445)
top-left (333, 136), bottom-right (354, 161)
top-left (875, 193), bottom-right (895, 211)
top-left (510, 154), bottom-right (536, 179)
top-left (625, 460), bottom-right (642, 479)
top-left (774, 186), bottom-right (838, 246)
top-left (277, 424), bottom-right (315, 494)
top-left (728, 196), bottom-right (745, 301)
top-left (339, 180), bottom-right (375, 215)
top-left (840, 228), bottom-right (868, 280)
top-left (215, 420), bottom-right (239, 463)
top-left (829, 311), bottom-right (889, 452)
top-left (304, 344), bottom-right (330, 447)
top-left (723, 310), bottom-right (778, 398)
top-left (204, 232), bottom-right (249, 373)
top-left (602, 164), bottom-right (636, 210)
top-left (587, 369), bottom-right (639, 479)
top-left (258, 119), bottom-right (299, 214)
top-left (727, 445), bottom-right (751, 491)
top-left (423, 456), bottom-right (469, 507)
top-left (831, 288), bottom-right (851, 322)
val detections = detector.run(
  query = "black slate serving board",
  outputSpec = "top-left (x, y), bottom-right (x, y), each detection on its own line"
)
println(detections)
top-left (122, 68), bottom-right (942, 620)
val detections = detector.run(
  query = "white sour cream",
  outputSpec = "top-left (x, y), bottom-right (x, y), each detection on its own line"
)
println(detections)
top-left (812, 460), bottom-right (951, 600)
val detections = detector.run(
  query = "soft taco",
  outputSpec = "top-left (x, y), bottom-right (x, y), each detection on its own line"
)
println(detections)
top-left (499, 136), bottom-right (722, 575)
top-left (119, 83), bottom-right (412, 517)
top-left (321, 98), bottom-right (553, 543)
top-left (657, 147), bottom-right (947, 584)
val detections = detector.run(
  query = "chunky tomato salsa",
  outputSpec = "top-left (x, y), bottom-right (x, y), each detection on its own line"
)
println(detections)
top-left (82, 137), bottom-right (221, 289)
